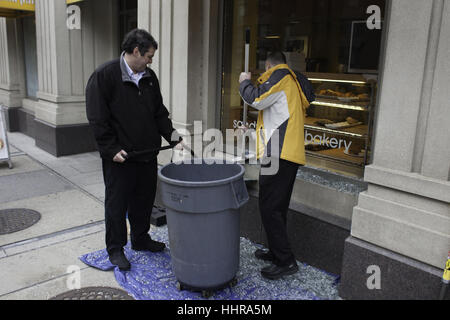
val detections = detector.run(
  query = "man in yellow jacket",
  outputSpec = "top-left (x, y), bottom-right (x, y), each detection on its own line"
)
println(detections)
top-left (239, 51), bottom-right (312, 280)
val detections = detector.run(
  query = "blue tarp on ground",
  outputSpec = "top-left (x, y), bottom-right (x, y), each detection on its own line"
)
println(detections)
top-left (80, 226), bottom-right (340, 300)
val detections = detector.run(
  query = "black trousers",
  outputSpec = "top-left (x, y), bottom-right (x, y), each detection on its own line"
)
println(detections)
top-left (102, 159), bottom-right (158, 255)
top-left (259, 159), bottom-right (300, 266)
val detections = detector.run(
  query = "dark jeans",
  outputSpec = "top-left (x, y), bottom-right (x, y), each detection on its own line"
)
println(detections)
top-left (102, 159), bottom-right (158, 255)
top-left (259, 159), bottom-right (300, 266)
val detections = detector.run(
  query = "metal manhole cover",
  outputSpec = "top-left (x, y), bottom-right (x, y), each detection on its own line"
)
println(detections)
top-left (0, 209), bottom-right (41, 235)
top-left (49, 287), bottom-right (135, 300)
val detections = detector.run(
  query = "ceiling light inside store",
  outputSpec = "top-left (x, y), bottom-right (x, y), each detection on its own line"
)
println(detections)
top-left (265, 36), bottom-right (280, 39)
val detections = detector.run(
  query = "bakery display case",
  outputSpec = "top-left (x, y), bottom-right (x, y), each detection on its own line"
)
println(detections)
top-left (303, 73), bottom-right (377, 177)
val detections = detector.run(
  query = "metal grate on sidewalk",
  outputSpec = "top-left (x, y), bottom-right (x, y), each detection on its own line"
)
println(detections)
top-left (0, 209), bottom-right (41, 235)
top-left (49, 287), bottom-right (135, 300)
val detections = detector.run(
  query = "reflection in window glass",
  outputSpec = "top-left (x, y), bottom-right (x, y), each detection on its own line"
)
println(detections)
top-left (221, 0), bottom-right (385, 177)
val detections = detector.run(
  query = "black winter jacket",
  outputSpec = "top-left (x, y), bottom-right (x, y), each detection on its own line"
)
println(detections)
top-left (86, 55), bottom-right (175, 162)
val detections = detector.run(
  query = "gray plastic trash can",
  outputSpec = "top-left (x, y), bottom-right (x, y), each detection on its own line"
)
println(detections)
top-left (158, 160), bottom-right (249, 297)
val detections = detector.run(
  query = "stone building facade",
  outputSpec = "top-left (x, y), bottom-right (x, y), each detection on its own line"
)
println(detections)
top-left (0, 0), bottom-right (448, 299)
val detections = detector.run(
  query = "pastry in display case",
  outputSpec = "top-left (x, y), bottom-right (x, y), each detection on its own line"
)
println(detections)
top-left (303, 73), bottom-right (377, 177)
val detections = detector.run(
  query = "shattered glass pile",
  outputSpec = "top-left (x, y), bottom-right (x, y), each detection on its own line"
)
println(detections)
top-left (80, 226), bottom-right (341, 300)
top-left (297, 166), bottom-right (368, 194)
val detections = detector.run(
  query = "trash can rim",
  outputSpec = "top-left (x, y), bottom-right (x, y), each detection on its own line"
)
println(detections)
top-left (158, 160), bottom-right (246, 187)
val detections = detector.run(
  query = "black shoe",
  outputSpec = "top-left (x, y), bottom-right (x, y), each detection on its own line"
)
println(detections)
top-left (132, 239), bottom-right (166, 253)
top-left (261, 263), bottom-right (299, 280)
top-left (109, 250), bottom-right (131, 271)
top-left (254, 249), bottom-right (275, 262)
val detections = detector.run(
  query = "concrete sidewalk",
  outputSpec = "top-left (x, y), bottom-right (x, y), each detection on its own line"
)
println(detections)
top-left (0, 132), bottom-right (341, 301)
top-left (0, 132), bottom-right (126, 300)
top-left (0, 133), bottom-right (250, 300)
top-left (0, 132), bottom-right (241, 300)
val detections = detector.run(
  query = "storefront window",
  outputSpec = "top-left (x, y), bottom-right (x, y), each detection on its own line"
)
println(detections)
top-left (221, 0), bottom-right (385, 178)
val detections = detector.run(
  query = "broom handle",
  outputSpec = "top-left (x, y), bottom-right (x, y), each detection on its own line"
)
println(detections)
top-left (124, 143), bottom-right (196, 160)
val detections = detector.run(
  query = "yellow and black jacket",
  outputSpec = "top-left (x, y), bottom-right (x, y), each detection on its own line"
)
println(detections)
top-left (239, 64), bottom-right (312, 165)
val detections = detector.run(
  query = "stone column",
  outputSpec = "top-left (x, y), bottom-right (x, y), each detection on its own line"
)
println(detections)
top-left (339, 0), bottom-right (450, 300)
top-left (35, 0), bottom-right (83, 125)
top-left (138, 0), bottom-right (221, 132)
top-left (33, 0), bottom-right (118, 156)
top-left (137, 0), bottom-right (151, 31)
top-left (0, 18), bottom-right (26, 131)
top-left (34, 0), bottom-right (86, 155)
top-left (137, 0), bottom-right (222, 164)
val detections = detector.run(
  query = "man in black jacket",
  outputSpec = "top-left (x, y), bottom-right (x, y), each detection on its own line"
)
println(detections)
top-left (86, 29), bottom-right (178, 271)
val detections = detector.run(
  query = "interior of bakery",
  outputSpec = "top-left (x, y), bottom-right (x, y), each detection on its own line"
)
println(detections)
top-left (221, 0), bottom-right (386, 178)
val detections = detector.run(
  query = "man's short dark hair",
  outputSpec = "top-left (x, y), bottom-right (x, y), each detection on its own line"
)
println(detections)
top-left (266, 51), bottom-right (287, 66)
top-left (121, 29), bottom-right (158, 56)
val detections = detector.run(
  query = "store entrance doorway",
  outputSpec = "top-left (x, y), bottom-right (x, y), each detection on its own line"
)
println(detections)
top-left (118, 0), bottom-right (137, 50)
